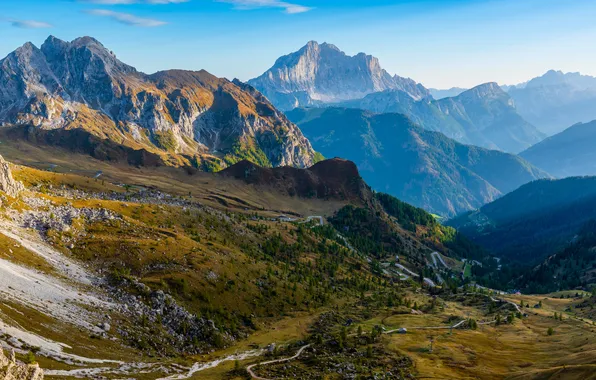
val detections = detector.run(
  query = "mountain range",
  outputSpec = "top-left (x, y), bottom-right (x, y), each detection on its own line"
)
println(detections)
top-left (287, 107), bottom-right (549, 217)
top-left (0, 36), bottom-right (316, 170)
top-left (345, 82), bottom-right (546, 153)
top-left (250, 42), bottom-right (545, 153)
top-left (508, 70), bottom-right (596, 136)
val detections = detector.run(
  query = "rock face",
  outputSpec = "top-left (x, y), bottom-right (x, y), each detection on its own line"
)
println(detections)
top-left (0, 349), bottom-right (44, 380)
top-left (0, 36), bottom-right (316, 169)
top-left (0, 155), bottom-right (24, 197)
top-left (248, 41), bottom-right (430, 111)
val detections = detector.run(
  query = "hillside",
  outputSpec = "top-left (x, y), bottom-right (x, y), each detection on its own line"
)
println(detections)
top-left (448, 176), bottom-right (596, 263)
top-left (0, 36), bottom-right (316, 170)
top-left (0, 152), bottom-right (480, 377)
top-left (220, 158), bottom-right (373, 204)
top-left (287, 107), bottom-right (549, 217)
top-left (517, 220), bottom-right (596, 293)
top-left (0, 143), bottom-right (594, 379)
top-left (346, 83), bottom-right (545, 153)
top-left (520, 120), bottom-right (596, 177)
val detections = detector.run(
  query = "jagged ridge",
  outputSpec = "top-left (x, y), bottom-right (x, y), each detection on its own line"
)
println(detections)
top-left (0, 36), bottom-right (316, 170)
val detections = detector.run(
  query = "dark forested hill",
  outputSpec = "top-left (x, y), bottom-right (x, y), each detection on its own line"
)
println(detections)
top-left (449, 177), bottom-right (596, 263)
top-left (516, 220), bottom-right (596, 293)
top-left (287, 107), bottom-right (549, 217)
top-left (520, 120), bottom-right (596, 177)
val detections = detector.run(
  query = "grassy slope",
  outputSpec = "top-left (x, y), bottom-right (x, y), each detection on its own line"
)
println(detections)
top-left (1, 156), bottom-right (594, 379)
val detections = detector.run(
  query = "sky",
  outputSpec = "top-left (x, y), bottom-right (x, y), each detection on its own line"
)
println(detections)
top-left (2, 0), bottom-right (596, 88)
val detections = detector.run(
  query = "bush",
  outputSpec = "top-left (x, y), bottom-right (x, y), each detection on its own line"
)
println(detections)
top-left (24, 351), bottom-right (36, 365)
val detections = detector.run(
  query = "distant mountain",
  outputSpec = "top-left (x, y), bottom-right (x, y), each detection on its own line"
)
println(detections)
top-left (345, 83), bottom-right (545, 153)
top-left (248, 41), bottom-right (430, 111)
top-left (429, 87), bottom-right (467, 99)
top-left (508, 70), bottom-right (596, 136)
top-left (448, 176), bottom-right (596, 263)
top-left (520, 120), bottom-right (596, 177)
top-left (287, 107), bottom-right (549, 217)
top-left (0, 36), bottom-right (316, 170)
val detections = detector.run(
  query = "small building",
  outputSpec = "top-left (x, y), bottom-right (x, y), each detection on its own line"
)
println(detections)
top-left (398, 328), bottom-right (407, 334)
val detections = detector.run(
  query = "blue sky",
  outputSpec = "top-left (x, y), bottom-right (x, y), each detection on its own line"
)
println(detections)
top-left (2, 0), bottom-right (596, 88)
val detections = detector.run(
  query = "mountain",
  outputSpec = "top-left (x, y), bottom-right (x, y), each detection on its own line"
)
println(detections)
top-left (347, 82), bottom-right (546, 153)
top-left (220, 158), bottom-right (372, 204)
top-left (0, 36), bottom-right (316, 170)
top-left (429, 87), bottom-right (467, 99)
top-left (516, 220), bottom-right (596, 293)
top-left (508, 70), bottom-right (596, 136)
top-left (247, 41), bottom-right (430, 111)
top-left (520, 120), bottom-right (596, 177)
top-left (448, 176), bottom-right (596, 263)
top-left (287, 107), bottom-right (549, 217)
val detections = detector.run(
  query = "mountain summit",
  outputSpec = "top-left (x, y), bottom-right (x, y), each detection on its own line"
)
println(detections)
top-left (248, 41), bottom-right (430, 110)
top-left (0, 36), bottom-right (316, 170)
top-left (507, 70), bottom-right (596, 135)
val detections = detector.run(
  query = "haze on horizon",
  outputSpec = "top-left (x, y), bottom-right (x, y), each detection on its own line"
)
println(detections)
top-left (2, 0), bottom-right (596, 89)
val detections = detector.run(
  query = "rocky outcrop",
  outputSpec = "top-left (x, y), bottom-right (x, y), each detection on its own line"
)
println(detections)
top-left (0, 349), bottom-right (44, 380)
top-left (0, 155), bottom-right (24, 197)
top-left (220, 158), bottom-right (373, 204)
top-left (248, 41), bottom-right (430, 111)
top-left (0, 36), bottom-right (316, 169)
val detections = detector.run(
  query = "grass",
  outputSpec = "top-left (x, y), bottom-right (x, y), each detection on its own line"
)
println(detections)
top-left (0, 232), bottom-right (56, 276)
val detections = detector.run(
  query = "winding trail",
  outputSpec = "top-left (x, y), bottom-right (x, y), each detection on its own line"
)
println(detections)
top-left (431, 251), bottom-right (449, 269)
top-left (246, 344), bottom-right (312, 380)
top-left (246, 318), bottom-right (471, 379)
top-left (490, 296), bottom-right (522, 313)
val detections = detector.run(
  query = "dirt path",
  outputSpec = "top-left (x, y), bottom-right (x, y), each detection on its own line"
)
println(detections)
top-left (246, 344), bottom-right (312, 380)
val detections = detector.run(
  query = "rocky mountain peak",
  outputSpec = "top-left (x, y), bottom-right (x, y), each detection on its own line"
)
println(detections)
top-left (0, 35), bottom-right (317, 170)
top-left (248, 41), bottom-right (430, 110)
top-left (456, 82), bottom-right (507, 101)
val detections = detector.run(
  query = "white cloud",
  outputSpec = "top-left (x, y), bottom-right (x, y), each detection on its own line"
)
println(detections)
top-left (79, 0), bottom-right (189, 4)
top-left (85, 9), bottom-right (167, 26)
top-left (217, 0), bottom-right (312, 14)
top-left (8, 19), bottom-right (53, 29)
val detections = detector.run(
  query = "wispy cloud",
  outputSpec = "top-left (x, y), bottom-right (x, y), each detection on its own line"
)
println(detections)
top-left (78, 0), bottom-right (188, 4)
top-left (85, 9), bottom-right (167, 26)
top-left (6, 19), bottom-right (53, 29)
top-left (217, 0), bottom-right (312, 14)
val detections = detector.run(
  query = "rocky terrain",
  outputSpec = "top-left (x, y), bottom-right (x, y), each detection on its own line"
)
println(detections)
top-left (0, 349), bottom-right (43, 380)
top-left (248, 41), bottom-right (430, 111)
top-left (0, 36), bottom-right (316, 170)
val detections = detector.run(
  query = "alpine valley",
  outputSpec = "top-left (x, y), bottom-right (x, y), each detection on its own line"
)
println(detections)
top-left (0, 33), bottom-right (595, 380)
